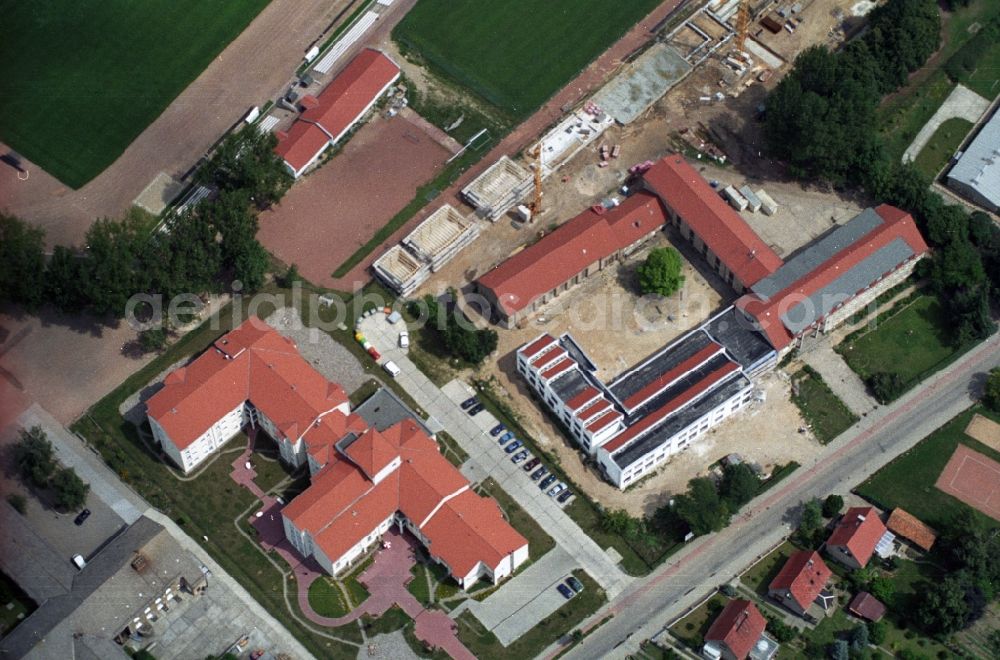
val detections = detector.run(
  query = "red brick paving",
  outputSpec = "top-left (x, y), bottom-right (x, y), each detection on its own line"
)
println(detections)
top-left (258, 114), bottom-right (451, 289)
top-left (327, 0), bottom-right (688, 291)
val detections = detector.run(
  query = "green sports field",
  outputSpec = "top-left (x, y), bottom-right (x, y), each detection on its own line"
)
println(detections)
top-left (393, 0), bottom-right (663, 119)
top-left (0, 0), bottom-right (270, 189)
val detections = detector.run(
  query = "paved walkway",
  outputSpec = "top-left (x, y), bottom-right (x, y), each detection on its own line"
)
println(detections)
top-left (358, 314), bottom-right (633, 600)
top-left (800, 344), bottom-right (878, 417)
top-left (902, 83), bottom-right (990, 163)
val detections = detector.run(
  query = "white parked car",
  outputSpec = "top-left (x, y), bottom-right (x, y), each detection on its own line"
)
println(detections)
top-left (383, 360), bottom-right (401, 378)
top-left (399, 330), bottom-right (409, 348)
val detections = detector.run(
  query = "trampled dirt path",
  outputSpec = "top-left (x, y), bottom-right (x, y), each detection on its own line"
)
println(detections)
top-left (0, 0), bottom-right (353, 248)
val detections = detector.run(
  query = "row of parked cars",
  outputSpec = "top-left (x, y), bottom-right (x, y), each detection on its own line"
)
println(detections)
top-left (482, 415), bottom-right (575, 506)
top-left (556, 575), bottom-right (585, 599)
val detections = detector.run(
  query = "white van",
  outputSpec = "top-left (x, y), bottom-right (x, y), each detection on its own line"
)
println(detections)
top-left (72, 554), bottom-right (86, 570)
top-left (383, 361), bottom-right (401, 378)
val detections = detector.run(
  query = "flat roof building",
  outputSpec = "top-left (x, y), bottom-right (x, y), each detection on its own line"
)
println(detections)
top-left (947, 109), bottom-right (1000, 212)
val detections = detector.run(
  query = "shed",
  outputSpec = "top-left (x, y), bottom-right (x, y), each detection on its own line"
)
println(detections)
top-left (848, 592), bottom-right (886, 621)
top-left (761, 14), bottom-right (784, 33)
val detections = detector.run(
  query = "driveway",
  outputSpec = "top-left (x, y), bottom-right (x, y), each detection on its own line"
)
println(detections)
top-left (901, 83), bottom-right (990, 163)
top-left (357, 313), bottom-right (633, 600)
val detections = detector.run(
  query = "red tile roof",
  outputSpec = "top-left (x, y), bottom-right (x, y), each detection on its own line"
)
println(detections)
top-left (705, 599), bottom-right (767, 660)
top-left (520, 334), bottom-right (557, 361)
top-left (286, 417), bottom-right (527, 576)
top-left (532, 346), bottom-right (567, 369)
top-left (566, 386), bottom-right (600, 411)
top-left (643, 155), bottom-right (782, 287)
top-left (577, 398), bottom-right (612, 422)
top-left (586, 410), bottom-right (622, 433)
top-left (738, 205), bottom-right (928, 350)
top-left (344, 428), bottom-right (398, 480)
top-left (768, 550), bottom-right (832, 612)
top-left (601, 361), bottom-right (739, 453)
top-left (478, 192), bottom-right (667, 316)
top-left (621, 343), bottom-right (721, 410)
top-left (848, 591), bottom-right (886, 621)
top-left (885, 508), bottom-right (936, 552)
top-left (275, 49), bottom-right (400, 173)
top-left (827, 507), bottom-right (887, 567)
top-left (146, 319), bottom-right (349, 451)
top-left (541, 358), bottom-right (574, 381)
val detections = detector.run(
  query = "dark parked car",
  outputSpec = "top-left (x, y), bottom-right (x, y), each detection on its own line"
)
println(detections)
top-left (566, 576), bottom-right (584, 593)
top-left (522, 457), bottom-right (541, 471)
top-left (504, 440), bottom-right (523, 454)
top-left (530, 466), bottom-right (548, 481)
top-left (467, 403), bottom-right (485, 416)
top-left (74, 509), bottom-right (91, 526)
top-left (460, 397), bottom-right (478, 410)
top-left (557, 489), bottom-right (574, 504)
top-left (498, 431), bottom-right (515, 445)
top-left (539, 474), bottom-right (557, 489)
top-left (557, 583), bottom-right (574, 599)
top-left (490, 423), bottom-right (506, 437)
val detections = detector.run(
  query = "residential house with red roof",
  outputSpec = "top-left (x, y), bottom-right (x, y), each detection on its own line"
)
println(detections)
top-left (146, 319), bottom-right (358, 473)
top-left (274, 48), bottom-right (400, 178)
top-left (768, 550), bottom-right (834, 618)
top-left (476, 192), bottom-right (667, 328)
top-left (703, 599), bottom-right (777, 660)
top-left (826, 507), bottom-right (892, 569)
top-left (885, 508), bottom-right (936, 552)
top-left (282, 418), bottom-right (528, 586)
top-left (642, 155), bottom-right (783, 291)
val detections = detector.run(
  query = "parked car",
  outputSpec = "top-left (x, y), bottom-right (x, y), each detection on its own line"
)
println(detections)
top-left (504, 440), bottom-right (523, 454)
top-left (468, 402), bottom-right (485, 416)
top-left (530, 466), bottom-right (548, 481)
top-left (556, 489), bottom-right (574, 504)
top-left (511, 450), bottom-right (529, 464)
top-left (566, 576), bottom-right (584, 593)
top-left (367, 346), bottom-right (381, 360)
top-left (490, 423), bottom-right (506, 437)
top-left (548, 483), bottom-right (566, 497)
top-left (74, 509), bottom-right (91, 526)
top-left (382, 361), bottom-right (401, 378)
top-left (557, 583), bottom-right (574, 599)
top-left (522, 457), bottom-right (541, 471)
top-left (398, 330), bottom-right (409, 348)
top-left (539, 474), bottom-right (557, 489)
top-left (498, 431), bottom-right (515, 445)
top-left (72, 554), bottom-right (86, 570)
top-left (460, 397), bottom-right (478, 410)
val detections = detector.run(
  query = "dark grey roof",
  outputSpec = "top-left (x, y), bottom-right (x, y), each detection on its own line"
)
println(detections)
top-left (704, 307), bottom-right (775, 371)
top-left (752, 208), bottom-right (884, 300)
top-left (780, 238), bottom-right (915, 334)
top-left (627, 353), bottom-right (733, 423)
top-left (0, 498), bottom-right (78, 603)
top-left (607, 330), bottom-right (715, 408)
top-left (0, 517), bottom-right (164, 659)
top-left (948, 110), bottom-right (1000, 208)
top-left (550, 369), bottom-right (589, 404)
top-left (613, 372), bottom-right (749, 469)
top-left (353, 387), bottom-right (433, 436)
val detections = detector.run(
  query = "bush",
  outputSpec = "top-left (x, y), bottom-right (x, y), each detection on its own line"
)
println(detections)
top-left (822, 494), bottom-right (844, 518)
top-left (984, 368), bottom-right (1000, 412)
top-left (13, 426), bottom-right (56, 488)
top-left (764, 613), bottom-right (798, 643)
top-left (867, 620), bottom-right (887, 645)
top-left (51, 466), bottom-right (89, 511)
top-left (829, 638), bottom-right (850, 660)
top-left (139, 327), bottom-right (168, 353)
top-left (6, 493), bottom-right (27, 514)
top-left (868, 372), bottom-right (906, 403)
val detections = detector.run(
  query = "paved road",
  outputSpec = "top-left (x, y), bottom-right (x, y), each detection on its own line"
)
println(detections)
top-left (358, 315), bottom-right (633, 600)
top-left (902, 83), bottom-right (990, 163)
top-left (552, 333), bottom-right (1000, 660)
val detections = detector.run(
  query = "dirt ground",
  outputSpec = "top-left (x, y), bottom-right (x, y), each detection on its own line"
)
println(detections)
top-left (0, 0), bottom-right (357, 248)
top-left (257, 113), bottom-right (452, 288)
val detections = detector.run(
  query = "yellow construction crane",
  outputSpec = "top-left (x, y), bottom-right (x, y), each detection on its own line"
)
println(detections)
top-left (528, 144), bottom-right (543, 220)
top-left (735, 0), bottom-right (750, 55)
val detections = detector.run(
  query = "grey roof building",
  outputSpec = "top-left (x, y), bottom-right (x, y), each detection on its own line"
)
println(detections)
top-left (947, 110), bottom-right (1000, 212)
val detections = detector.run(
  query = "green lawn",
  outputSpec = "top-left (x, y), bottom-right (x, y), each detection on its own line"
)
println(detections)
top-left (912, 116), bottom-right (974, 180)
top-left (436, 431), bottom-right (469, 468)
top-left (740, 541), bottom-right (798, 596)
top-left (837, 296), bottom-right (960, 394)
top-left (958, 39), bottom-right (1000, 99)
top-left (478, 477), bottom-right (555, 560)
top-left (791, 368), bottom-right (859, 444)
top-left (308, 577), bottom-right (351, 618)
top-left (856, 406), bottom-right (1000, 531)
top-left (0, 0), bottom-right (270, 188)
top-left (407, 563), bottom-right (434, 607)
top-left (456, 569), bottom-right (605, 659)
top-left (668, 593), bottom-right (728, 649)
top-left (393, 0), bottom-right (661, 119)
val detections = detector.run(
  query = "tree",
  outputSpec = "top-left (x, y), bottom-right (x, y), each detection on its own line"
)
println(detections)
top-left (867, 620), bottom-right (887, 646)
top-left (198, 126), bottom-right (292, 209)
top-left (674, 477), bottom-right (729, 536)
top-left (869, 576), bottom-right (895, 605)
top-left (829, 638), bottom-right (850, 660)
top-left (13, 426), bottom-right (56, 488)
top-left (984, 368), bottom-right (1000, 412)
top-left (281, 263), bottom-right (301, 288)
top-left (719, 463), bottom-right (759, 509)
top-left (849, 623), bottom-right (869, 652)
top-left (233, 239), bottom-right (270, 291)
top-left (80, 212), bottom-right (149, 317)
top-left (868, 372), bottom-right (905, 404)
top-left (51, 466), bottom-right (89, 511)
top-left (915, 575), bottom-right (971, 635)
top-left (637, 247), bottom-right (684, 297)
top-left (0, 213), bottom-right (46, 309)
top-left (797, 498), bottom-right (824, 547)
top-left (45, 245), bottom-right (88, 312)
top-left (822, 494), bottom-right (844, 518)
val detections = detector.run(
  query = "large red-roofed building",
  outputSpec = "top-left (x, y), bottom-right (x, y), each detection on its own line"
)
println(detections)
top-left (274, 48), bottom-right (400, 178)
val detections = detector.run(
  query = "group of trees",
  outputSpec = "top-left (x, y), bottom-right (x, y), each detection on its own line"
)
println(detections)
top-left (983, 367), bottom-right (1000, 412)
top-left (414, 292), bottom-right (499, 365)
top-left (12, 426), bottom-right (89, 510)
top-left (637, 247), bottom-right (684, 297)
top-left (764, 0), bottom-right (999, 346)
top-left (0, 127), bottom-right (291, 319)
top-left (663, 463), bottom-right (763, 536)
